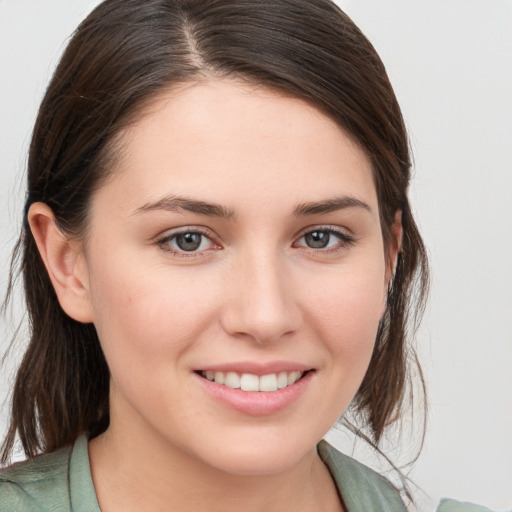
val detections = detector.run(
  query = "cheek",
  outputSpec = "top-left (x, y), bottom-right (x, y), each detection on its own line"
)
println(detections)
top-left (307, 264), bottom-right (386, 366)
top-left (87, 257), bottom-right (223, 370)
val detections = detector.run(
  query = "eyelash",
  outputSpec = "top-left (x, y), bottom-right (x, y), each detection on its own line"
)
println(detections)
top-left (294, 226), bottom-right (355, 253)
top-left (157, 226), bottom-right (355, 258)
top-left (157, 227), bottom-right (218, 258)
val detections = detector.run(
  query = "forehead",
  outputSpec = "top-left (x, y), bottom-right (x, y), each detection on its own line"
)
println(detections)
top-left (94, 79), bottom-right (378, 217)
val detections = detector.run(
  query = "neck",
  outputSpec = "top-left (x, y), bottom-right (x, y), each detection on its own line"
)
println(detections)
top-left (88, 424), bottom-right (344, 512)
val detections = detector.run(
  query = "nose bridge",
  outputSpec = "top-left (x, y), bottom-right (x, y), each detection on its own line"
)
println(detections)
top-left (221, 245), bottom-right (301, 344)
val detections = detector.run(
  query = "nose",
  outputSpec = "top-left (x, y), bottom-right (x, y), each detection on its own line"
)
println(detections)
top-left (219, 250), bottom-right (302, 345)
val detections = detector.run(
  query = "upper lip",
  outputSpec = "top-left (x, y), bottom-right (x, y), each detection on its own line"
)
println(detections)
top-left (196, 361), bottom-right (314, 376)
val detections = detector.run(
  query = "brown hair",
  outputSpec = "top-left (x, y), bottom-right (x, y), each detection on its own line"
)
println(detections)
top-left (2, 0), bottom-right (429, 473)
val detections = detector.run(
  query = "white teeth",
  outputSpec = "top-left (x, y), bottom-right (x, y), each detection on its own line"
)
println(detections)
top-left (224, 372), bottom-right (241, 389)
top-left (240, 373), bottom-right (259, 391)
top-left (287, 371), bottom-right (301, 385)
top-left (201, 370), bottom-right (305, 392)
top-left (277, 372), bottom-right (288, 389)
top-left (259, 373), bottom-right (278, 392)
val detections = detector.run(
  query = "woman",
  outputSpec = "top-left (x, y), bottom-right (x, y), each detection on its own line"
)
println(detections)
top-left (0, 1), bottom-right (497, 510)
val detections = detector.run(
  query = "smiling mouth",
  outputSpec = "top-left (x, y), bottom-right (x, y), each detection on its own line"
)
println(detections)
top-left (197, 370), bottom-right (311, 392)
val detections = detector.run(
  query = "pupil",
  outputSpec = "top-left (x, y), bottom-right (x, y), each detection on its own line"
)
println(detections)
top-left (176, 233), bottom-right (202, 251)
top-left (305, 231), bottom-right (329, 248)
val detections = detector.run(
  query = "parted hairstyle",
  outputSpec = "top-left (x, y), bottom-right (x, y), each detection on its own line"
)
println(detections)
top-left (1, 0), bottom-right (429, 466)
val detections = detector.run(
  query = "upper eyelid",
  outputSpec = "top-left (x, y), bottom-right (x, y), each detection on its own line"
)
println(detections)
top-left (155, 224), bottom-right (354, 247)
top-left (293, 226), bottom-right (356, 251)
top-left (157, 225), bottom-right (215, 240)
top-left (157, 227), bottom-right (216, 247)
top-left (294, 224), bottom-right (354, 239)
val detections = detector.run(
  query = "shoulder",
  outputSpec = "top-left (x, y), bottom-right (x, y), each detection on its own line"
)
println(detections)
top-left (436, 498), bottom-right (507, 512)
top-left (0, 443), bottom-right (73, 511)
top-left (318, 440), bottom-right (407, 512)
top-left (317, 441), bottom-right (503, 512)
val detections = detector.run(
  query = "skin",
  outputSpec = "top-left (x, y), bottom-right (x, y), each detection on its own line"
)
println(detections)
top-left (29, 80), bottom-right (401, 512)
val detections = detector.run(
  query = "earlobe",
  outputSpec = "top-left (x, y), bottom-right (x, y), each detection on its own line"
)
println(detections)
top-left (28, 202), bottom-right (94, 323)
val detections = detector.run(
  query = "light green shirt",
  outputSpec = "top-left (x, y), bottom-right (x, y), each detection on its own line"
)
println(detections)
top-left (0, 435), bottom-right (502, 511)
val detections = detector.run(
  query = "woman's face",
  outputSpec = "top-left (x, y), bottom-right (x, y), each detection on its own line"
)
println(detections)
top-left (78, 80), bottom-right (392, 475)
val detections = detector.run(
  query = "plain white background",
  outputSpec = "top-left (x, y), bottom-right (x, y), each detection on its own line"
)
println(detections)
top-left (0, 1), bottom-right (511, 510)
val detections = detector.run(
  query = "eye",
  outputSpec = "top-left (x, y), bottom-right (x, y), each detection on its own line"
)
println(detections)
top-left (158, 228), bottom-right (218, 256)
top-left (173, 232), bottom-right (206, 252)
top-left (294, 227), bottom-right (354, 251)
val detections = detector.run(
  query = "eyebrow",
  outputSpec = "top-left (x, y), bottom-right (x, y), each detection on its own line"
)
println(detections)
top-left (133, 195), bottom-right (236, 219)
top-left (292, 196), bottom-right (372, 216)
top-left (133, 194), bottom-right (371, 219)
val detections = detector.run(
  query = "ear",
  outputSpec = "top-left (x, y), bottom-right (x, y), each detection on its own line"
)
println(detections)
top-left (28, 202), bottom-right (94, 323)
top-left (386, 210), bottom-right (403, 285)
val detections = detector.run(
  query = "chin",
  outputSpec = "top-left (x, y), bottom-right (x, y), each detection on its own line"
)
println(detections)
top-left (188, 431), bottom-right (319, 477)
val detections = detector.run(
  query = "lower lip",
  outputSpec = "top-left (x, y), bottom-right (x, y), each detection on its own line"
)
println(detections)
top-left (195, 371), bottom-right (314, 416)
